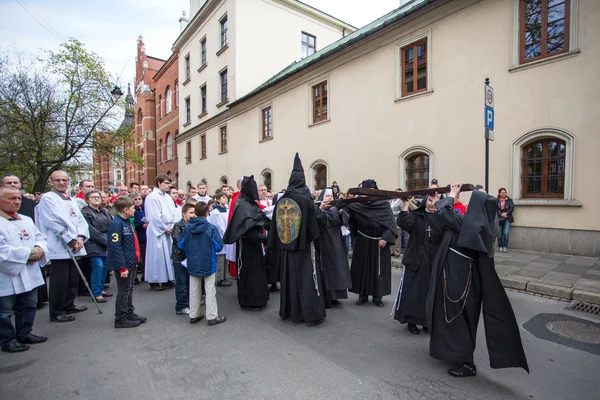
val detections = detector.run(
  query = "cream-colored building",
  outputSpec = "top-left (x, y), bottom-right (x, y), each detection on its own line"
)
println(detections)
top-left (173, 0), bottom-right (355, 163)
top-left (176, 0), bottom-right (600, 256)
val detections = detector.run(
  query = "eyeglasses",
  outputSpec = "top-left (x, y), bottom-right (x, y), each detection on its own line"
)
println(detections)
top-left (88, 196), bottom-right (101, 199)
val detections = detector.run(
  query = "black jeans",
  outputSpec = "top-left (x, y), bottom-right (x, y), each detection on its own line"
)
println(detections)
top-left (0, 289), bottom-right (38, 346)
top-left (49, 259), bottom-right (80, 318)
top-left (114, 267), bottom-right (136, 322)
top-left (173, 261), bottom-right (189, 312)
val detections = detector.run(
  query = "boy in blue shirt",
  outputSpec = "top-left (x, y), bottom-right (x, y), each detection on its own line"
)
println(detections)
top-left (178, 202), bottom-right (226, 326)
top-left (106, 197), bottom-right (147, 328)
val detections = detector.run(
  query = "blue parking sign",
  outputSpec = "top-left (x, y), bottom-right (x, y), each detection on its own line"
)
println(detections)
top-left (485, 106), bottom-right (494, 131)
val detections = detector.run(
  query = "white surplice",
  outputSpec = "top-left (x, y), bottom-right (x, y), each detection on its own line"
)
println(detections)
top-left (144, 187), bottom-right (176, 283)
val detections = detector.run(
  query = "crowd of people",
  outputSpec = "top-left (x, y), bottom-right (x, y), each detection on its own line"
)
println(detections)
top-left (0, 160), bottom-right (524, 379)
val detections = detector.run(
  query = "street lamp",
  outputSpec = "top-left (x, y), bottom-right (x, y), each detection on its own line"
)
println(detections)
top-left (110, 85), bottom-right (123, 101)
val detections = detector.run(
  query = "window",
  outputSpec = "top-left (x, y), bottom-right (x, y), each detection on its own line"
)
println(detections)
top-left (200, 134), bottom-right (207, 159)
top-left (175, 80), bottom-right (179, 107)
top-left (201, 85), bottom-right (207, 114)
top-left (184, 54), bottom-right (190, 81)
top-left (185, 97), bottom-right (191, 124)
top-left (201, 38), bottom-right (207, 66)
top-left (158, 139), bottom-right (163, 163)
top-left (166, 86), bottom-right (172, 114)
top-left (220, 126), bottom-right (227, 153)
top-left (401, 39), bottom-right (428, 97)
top-left (520, 0), bottom-right (570, 64)
top-left (521, 138), bottom-right (565, 198)
top-left (405, 153), bottom-right (429, 191)
top-left (115, 169), bottom-right (123, 182)
top-left (158, 95), bottom-right (162, 119)
top-left (186, 141), bottom-right (192, 164)
top-left (312, 81), bottom-right (328, 123)
top-left (166, 133), bottom-right (172, 160)
top-left (301, 32), bottom-right (316, 58)
top-left (220, 16), bottom-right (228, 48)
top-left (261, 106), bottom-right (272, 140)
top-left (313, 163), bottom-right (327, 191)
top-left (262, 170), bottom-right (272, 191)
top-left (220, 69), bottom-right (228, 103)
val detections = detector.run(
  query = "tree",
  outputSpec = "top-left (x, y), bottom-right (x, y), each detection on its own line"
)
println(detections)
top-left (0, 39), bottom-right (135, 192)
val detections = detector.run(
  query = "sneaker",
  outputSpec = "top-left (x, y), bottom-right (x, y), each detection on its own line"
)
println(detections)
top-left (176, 307), bottom-right (190, 315)
top-left (115, 319), bottom-right (141, 329)
top-left (128, 313), bottom-right (147, 324)
top-left (207, 316), bottom-right (226, 326)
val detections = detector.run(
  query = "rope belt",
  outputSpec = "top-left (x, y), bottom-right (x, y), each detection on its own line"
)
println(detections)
top-left (443, 247), bottom-right (473, 324)
top-left (358, 230), bottom-right (382, 276)
top-left (449, 247), bottom-right (474, 261)
top-left (237, 239), bottom-right (243, 278)
top-left (310, 243), bottom-right (320, 296)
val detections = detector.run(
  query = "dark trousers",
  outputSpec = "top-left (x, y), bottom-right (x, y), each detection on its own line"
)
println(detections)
top-left (0, 289), bottom-right (38, 346)
top-left (114, 267), bottom-right (136, 322)
top-left (173, 261), bottom-right (190, 312)
top-left (37, 267), bottom-right (49, 305)
top-left (78, 257), bottom-right (92, 295)
top-left (138, 241), bottom-right (147, 279)
top-left (49, 259), bottom-right (80, 318)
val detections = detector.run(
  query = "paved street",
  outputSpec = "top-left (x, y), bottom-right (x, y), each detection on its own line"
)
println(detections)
top-left (1, 269), bottom-right (599, 400)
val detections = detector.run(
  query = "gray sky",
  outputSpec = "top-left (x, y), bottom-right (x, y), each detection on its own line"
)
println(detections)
top-left (0, 0), bottom-right (400, 88)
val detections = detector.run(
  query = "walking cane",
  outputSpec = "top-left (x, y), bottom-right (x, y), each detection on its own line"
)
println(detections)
top-left (57, 230), bottom-right (103, 314)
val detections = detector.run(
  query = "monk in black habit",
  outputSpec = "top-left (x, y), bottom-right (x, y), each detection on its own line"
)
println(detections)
top-left (426, 183), bottom-right (529, 378)
top-left (268, 153), bottom-right (331, 326)
top-left (315, 188), bottom-right (352, 306)
top-left (223, 176), bottom-right (270, 311)
top-left (393, 193), bottom-right (441, 334)
top-left (347, 179), bottom-right (397, 307)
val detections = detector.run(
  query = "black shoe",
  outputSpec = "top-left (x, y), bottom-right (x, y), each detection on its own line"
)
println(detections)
top-left (150, 284), bottom-right (165, 292)
top-left (128, 313), bottom-right (147, 324)
top-left (408, 323), bottom-right (420, 335)
top-left (50, 315), bottom-right (76, 323)
top-left (103, 284), bottom-right (110, 289)
top-left (134, 278), bottom-right (140, 285)
top-left (217, 280), bottom-right (233, 287)
top-left (36, 303), bottom-right (46, 310)
top-left (162, 282), bottom-right (175, 289)
top-left (331, 300), bottom-right (340, 306)
top-left (65, 305), bottom-right (87, 314)
top-left (115, 319), bottom-right (141, 328)
top-left (1, 341), bottom-right (30, 353)
top-left (207, 316), bottom-right (226, 326)
top-left (448, 363), bottom-right (477, 378)
top-left (18, 334), bottom-right (48, 344)
top-left (269, 284), bottom-right (280, 292)
top-left (306, 318), bottom-right (325, 327)
top-left (241, 306), bottom-right (264, 311)
top-left (190, 315), bottom-right (205, 324)
top-left (355, 298), bottom-right (367, 305)
top-left (373, 300), bottom-right (384, 307)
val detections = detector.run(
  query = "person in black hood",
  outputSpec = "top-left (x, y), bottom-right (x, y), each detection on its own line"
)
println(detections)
top-left (346, 179), bottom-right (397, 307)
top-left (268, 153), bottom-right (332, 326)
top-left (223, 176), bottom-right (270, 311)
top-left (426, 183), bottom-right (529, 378)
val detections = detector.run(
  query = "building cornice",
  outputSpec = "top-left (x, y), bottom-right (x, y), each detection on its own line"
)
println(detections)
top-left (273, 0), bottom-right (357, 31)
top-left (172, 0), bottom-right (222, 52)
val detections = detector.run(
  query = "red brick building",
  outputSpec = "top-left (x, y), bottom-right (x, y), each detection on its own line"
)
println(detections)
top-left (153, 53), bottom-right (179, 184)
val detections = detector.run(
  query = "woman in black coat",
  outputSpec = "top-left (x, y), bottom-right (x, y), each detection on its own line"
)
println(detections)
top-left (496, 188), bottom-right (514, 253)
top-left (82, 189), bottom-right (113, 302)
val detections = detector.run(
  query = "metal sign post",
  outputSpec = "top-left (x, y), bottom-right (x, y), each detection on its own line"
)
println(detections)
top-left (484, 78), bottom-right (494, 192)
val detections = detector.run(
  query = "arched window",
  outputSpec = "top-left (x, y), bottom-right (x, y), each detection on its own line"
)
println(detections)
top-left (167, 171), bottom-right (172, 180)
top-left (521, 138), bottom-right (566, 198)
top-left (313, 164), bottom-right (327, 191)
top-left (220, 176), bottom-right (228, 186)
top-left (175, 172), bottom-right (179, 185)
top-left (405, 153), bottom-right (429, 191)
top-left (261, 169), bottom-right (273, 190)
top-left (166, 133), bottom-right (172, 160)
top-left (166, 86), bottom-right (172, 114)
top-left (158, 95), bottom-right (162, 119)
top-left (115, 169), bottom-right (123, 182)
top-left (158, 139), bottom-right (163, 163)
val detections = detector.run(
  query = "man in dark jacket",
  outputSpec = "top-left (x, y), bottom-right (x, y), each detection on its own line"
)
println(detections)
top-left (106, 196), bottom-right (146, 328)
top-left (178, 202), bottom-right (226, 326)
top-left (132, 192), bottom-right (147, 284)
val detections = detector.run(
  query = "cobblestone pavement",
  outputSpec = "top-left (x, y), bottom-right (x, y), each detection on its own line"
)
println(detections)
top-left (1, 270), bottom-right (599, 400)
top-left (391, 250), bottom-right (600, 304)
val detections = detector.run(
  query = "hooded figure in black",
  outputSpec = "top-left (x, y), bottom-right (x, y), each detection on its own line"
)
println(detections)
top-left (314, 188), bottom-right (352, 305)
top-left (223, 175), bottom-right (270, 310)
top-left (346, 179), bottom-right (397, 307)
top-left (268, 153), bottom-right (328, 325)
top-left (426, 185), bottom-right (529, 378)
top-left (393, 194), bottom-right (442, 334)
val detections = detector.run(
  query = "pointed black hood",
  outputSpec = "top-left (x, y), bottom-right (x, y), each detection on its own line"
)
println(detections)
top-left (286, 153), bottom-right (311, 198)
top-left (240, 175), bottom-right (259, 202)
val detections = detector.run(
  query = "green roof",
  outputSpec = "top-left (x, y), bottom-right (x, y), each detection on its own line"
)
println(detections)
top-left (229, 0), bottom-right (434, 108)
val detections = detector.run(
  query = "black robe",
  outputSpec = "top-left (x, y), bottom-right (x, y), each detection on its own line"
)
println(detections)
top-left (315, 207), bottom-right (352, 303)
top-left (268, 153), bottom-right (326, 323)
top-left (426, 193), bottom-right (529, 372)
top-left (347, 200), bottom-right (397, 299)
top-left (393, 206), bottom-right (441, 327)
top-left (223, 176), bottom-right (269, 308)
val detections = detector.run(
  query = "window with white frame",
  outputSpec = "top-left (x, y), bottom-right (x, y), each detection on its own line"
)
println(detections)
top-left (166, 86), bottom-right (172, 114)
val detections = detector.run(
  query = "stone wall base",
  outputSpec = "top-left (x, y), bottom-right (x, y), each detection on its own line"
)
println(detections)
top-left (509, 227), bottom-right (600, 257)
